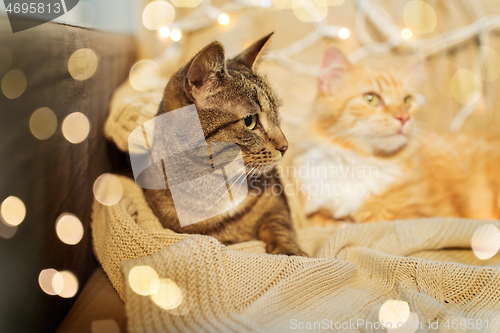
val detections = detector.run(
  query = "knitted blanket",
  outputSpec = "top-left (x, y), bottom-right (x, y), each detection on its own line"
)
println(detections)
top-left (93, 79), bottom-right (500, 333)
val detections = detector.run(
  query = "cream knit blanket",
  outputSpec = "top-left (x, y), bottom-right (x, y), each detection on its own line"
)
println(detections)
top-left (93, 80), bottom-right (500, 332)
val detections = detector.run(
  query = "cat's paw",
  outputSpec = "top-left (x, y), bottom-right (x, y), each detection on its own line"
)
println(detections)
top-left (268, 244), bottom-right (308, 257)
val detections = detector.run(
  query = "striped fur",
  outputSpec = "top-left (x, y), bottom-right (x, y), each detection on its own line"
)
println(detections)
top-left (144, 34), bottom-right (306, 256)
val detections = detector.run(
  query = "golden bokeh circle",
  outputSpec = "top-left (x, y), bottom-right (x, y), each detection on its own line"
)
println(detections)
top-left (401, 28), bottom-right (413, 40)
top-left (55, 271), bottom-right (79, 298)
top-left (450, 69), bottom-right (482, 105)
top-left (55, 213), bottom-right (84, 245)
top-left (39, 269), bottom-right (61, 295)
top-left (170, 29), bottom-right (182, 42)
top-left (93, 174), bottom-right (123, 206)
top-left (471, 224), bottom-right (500, 260)
top-left (128, 266), bottom-right (160, 296)
top-left (218, 13), bottom-right (230, 26)
top-left (150, 278), bottom-right (183, 310)
top-left (129, 59), bottom-right (162, 92)
top-left (29, 107), bottom-right (58, 140)
top-left (1, 196), bottom-right (26, 227)
top-left (170, 0), bottom-right (202, 7)
top-left (142, 1), bottom-right (176, 30)
top-left (0, 218), bottom-right (17, 239)
top-left (378, 300), bottom-right (410, 328)
top-left (62, 112), bottom-right (90, 144)
top-left (292, 0), bottom-right (328, 22)
top-left (403, 1), bottom-right (437, 35)
top-left (1, 69), bottom-right (27, 99)
top-left (68, 48), bottom-right (98, 81)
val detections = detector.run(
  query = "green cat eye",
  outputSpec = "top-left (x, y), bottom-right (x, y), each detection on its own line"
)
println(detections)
top-left (364, 93), bottom-right (381, 106)
top-left (404, 96), bottom-right (412, 109)
top-left (243, 114), bottom-right (258, 130)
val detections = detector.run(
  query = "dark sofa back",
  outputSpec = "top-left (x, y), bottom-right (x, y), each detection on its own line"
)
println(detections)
top-left (0, 16), bottom-right (135, 333)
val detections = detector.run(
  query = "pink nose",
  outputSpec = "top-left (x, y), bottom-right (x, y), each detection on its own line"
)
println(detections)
top-left (395, 113), bottom-right (410, 125)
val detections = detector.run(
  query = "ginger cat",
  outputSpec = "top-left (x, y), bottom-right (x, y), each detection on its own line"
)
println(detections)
top-left (293, 47), bottom-right (500, 224)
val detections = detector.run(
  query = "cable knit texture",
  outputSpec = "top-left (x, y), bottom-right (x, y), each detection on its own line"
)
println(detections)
top-left (94, 77), bottom-right (500, 333)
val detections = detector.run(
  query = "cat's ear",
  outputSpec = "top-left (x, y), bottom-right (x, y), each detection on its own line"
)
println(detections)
top-left (233, 32), bottom-right (273, 70)
top-left (185, 41), bottom-right (227, 97)
top-left (320, 47), bottom-right (352, 93)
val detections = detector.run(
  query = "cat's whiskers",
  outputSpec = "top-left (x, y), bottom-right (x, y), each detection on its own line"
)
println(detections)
top-left (182, 162), bottom-right (255, 216)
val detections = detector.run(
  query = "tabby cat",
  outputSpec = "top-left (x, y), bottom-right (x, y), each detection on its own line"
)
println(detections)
top-left (144, 34), bottom-right (306, 256)
top-left (293, 47), bottom-right (500, 223)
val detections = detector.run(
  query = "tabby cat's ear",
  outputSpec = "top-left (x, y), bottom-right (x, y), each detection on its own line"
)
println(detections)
top-left (185, 42), bottom-right (227, 98)
top-left (233, 32), bottom-right (273, 70)
top-left (320, 47), bottom-right (352, 94)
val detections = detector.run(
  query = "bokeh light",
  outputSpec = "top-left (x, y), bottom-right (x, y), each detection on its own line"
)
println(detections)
top-left (39, 269), bottom-right (62, 295)
top-left (170, 29), bottom-right (182, 42)
top-left (1, 69), bottom-right (27, 99)
top-left (379, 300), bottom-right (410, 329)
top-left (450, 69), bottom-right (482, 105)
top-left (142, 1), bottom-right (175, 30)
top-left (338, 28), bottom-right (349, 39)
top-left (29, 107), bottom-right (58, 140)
top-left (0, 219), bottom-right (17, 239)
top-left (159, 27), bottom-right (171, 38)
top-left (54, 271), bottom-right (79, 298)
top-left (170, 0), bottom-right (202, 7)
top-left (68, 48), bottom-right (98, 81)
top-left (55, 213), bottom-right (84, 245)
top-left (93, 174), bottom-right (123, 206)
top-left (218, 13), bottom-right (230, 25)
top-left (150, 278), bottom-right (183, 310)
top-left (0, 46), bottom-right (13, 74)
top-left (91, 319), bottom-right (120, 333)
top-left (129, 59), bottom-right (161, 92)
top-left (471, 224), bottom-right (500, 260)
top-left (403, 0), bottom-right (437, 35)
top-left (62, 112), bottom-right (90, 144)
top-left (292, 0), bottom-right (328, 22)
top-left (401, 28), bottom-right (413, 40)
top-left (1, 196), bottom-right (26, 227)
top-left (473, 46), bottom-right (500, 82)
top-left (128, 265), bottom-right (160, 296)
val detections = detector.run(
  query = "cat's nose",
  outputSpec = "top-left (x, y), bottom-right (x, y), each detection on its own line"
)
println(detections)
top-left (276, 146), bottom-right (288, 156)
top-left (395, 113), bottom-right (410, 125)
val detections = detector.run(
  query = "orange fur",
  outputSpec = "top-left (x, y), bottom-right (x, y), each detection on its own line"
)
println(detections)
top-left (299, 48), bottom-right (500, 223)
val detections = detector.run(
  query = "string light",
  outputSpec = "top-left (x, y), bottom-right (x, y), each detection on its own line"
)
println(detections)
top-left (401, 28), bottom-right (413, 40)
top-left (170, 29), bottom-right (182, 42)
top-left (338, 27), bottom-right (349, 39)
top-left (218, 13), bottom-right (230, 26)
top-left (159, 27), bottom-right (171, 38)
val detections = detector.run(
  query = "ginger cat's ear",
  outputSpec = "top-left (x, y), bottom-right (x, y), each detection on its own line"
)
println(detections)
top-left (320, 47), bottom-right (352, 94)
top-left (185, 42), bottom-right (227, 97)
top-left (233, 32), bottom-right (273, 70)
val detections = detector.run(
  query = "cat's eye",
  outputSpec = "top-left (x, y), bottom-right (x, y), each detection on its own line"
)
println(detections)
top-left (364, 93), bottom-right (381, 106)
top-left (404, 96), bottom-right (413, 109)
top-left (243, 114), bottom-right (258, 130)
